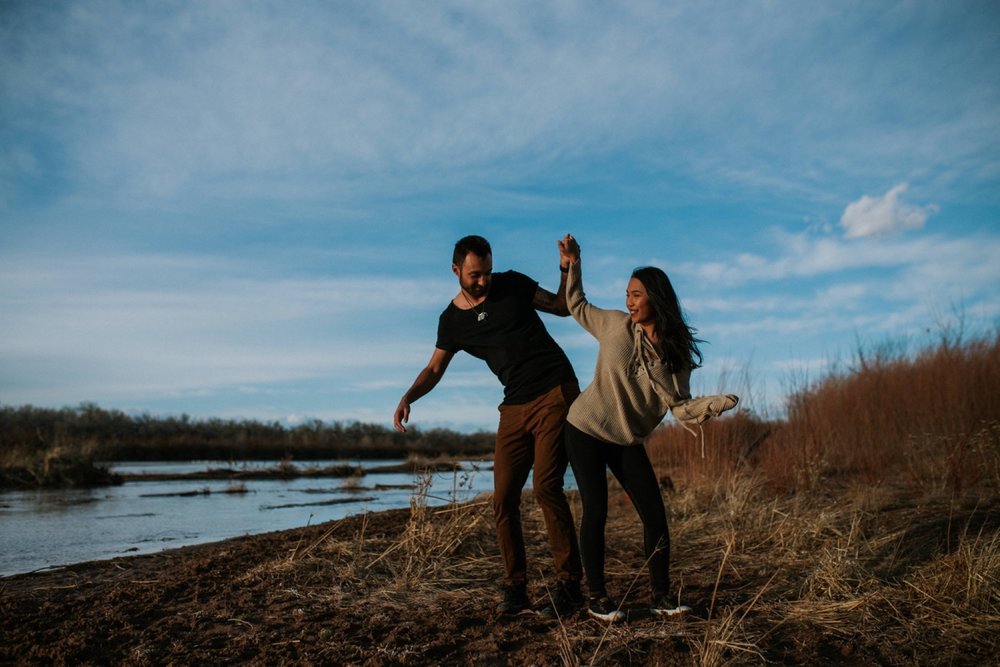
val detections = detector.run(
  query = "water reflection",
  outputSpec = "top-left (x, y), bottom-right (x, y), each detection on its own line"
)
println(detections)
top-left (4, 487), bottom-right (111, 514)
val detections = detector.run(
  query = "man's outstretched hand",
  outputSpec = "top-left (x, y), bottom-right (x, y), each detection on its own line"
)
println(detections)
top-left (393, 399), bottom-right (410, 433)
top-left (558, 234), bottom-right (580, 266)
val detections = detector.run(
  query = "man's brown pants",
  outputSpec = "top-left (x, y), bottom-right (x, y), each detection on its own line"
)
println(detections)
top-left (493, 381), bottom-right (583, 587)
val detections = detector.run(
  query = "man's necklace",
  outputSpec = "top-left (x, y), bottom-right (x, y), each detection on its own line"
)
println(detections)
top-left (463, 291), bottom-right (488, 322)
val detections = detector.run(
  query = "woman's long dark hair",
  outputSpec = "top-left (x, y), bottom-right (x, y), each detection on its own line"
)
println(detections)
top-left (631, 266), bottom-right (703, 371)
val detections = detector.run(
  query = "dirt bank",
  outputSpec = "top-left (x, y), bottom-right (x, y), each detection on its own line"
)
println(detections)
top-left (2, 482), bottom-right (997, 666)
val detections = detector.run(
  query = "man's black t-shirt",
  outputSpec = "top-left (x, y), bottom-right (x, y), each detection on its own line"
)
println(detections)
top-left (436, 270), bottom-right (576, 405)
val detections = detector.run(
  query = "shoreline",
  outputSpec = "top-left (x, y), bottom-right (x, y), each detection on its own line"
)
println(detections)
top-left (3, 482), bottom-right (998, 665)
top-left (118, 458), bottom-right (478, 482)
top-left (0, 456), bottom-right (489, 490)
top-left (0, 458), bottom-right (494, 579)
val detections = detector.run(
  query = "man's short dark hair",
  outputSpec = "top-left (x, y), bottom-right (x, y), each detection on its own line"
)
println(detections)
top-left (453, 235), bottom-right (492, 267)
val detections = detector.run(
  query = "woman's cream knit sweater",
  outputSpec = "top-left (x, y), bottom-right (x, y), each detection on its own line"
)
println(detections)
top-left (565, 260), bottom-right (693, 446)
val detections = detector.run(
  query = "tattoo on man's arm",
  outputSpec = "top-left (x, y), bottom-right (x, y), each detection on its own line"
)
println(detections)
top-left (533, 287), bottom-right (556, 312)
top-left (534, 287), bottom-right (567, 315)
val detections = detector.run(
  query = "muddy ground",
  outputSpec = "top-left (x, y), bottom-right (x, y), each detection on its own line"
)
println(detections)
top-left (2, 482), bottom-right (998, 666)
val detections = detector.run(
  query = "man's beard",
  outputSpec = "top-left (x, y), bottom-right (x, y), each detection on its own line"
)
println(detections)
top-left (464, 280), bottom-right (489, 299)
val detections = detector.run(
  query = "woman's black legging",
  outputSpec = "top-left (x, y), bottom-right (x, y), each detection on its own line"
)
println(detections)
top-left (565, 422), bottom-right (670, 598)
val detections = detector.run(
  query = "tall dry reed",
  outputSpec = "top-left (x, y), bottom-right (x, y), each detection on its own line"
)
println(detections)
top-left (648, 334), bottom-right (1000, 495)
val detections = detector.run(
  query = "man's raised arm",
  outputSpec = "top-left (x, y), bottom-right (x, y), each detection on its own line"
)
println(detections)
top-left (532, 233), bottom-right (579, 316)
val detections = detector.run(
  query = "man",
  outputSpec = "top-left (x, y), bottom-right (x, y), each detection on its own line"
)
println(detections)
top-left (393, 234), bottom-right (583, 618)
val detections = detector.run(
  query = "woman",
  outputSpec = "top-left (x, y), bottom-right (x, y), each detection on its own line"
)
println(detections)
top-left (557, 234), bottom-right (737, 622)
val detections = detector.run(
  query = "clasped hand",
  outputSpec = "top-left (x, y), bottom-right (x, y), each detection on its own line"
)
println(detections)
top-left (558, 234), bottom-right (580, 265)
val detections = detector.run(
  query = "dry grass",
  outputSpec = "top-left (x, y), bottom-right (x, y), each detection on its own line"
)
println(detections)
top-left (240, 464), bottom-right (997, 664)
top-left (367, 473), bottom-right (489, 586)
top-left (276, 469), bottom-right (495, 593)
top-left (649, 334), bottom-right (1000, 495)
top-left (214, 476), bottom-right (1000, 665)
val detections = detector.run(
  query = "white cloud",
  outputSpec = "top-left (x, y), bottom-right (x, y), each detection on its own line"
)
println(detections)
top-left (771, 357), bottom-right (836, 374)
top-left (680, 228), bottom-right (1000, 351)
top-left (7, 2), bottom-right (991, 209)
top-left (839, 183), bottom-right (938, 239)
top-left (0, 250), bottom-right (456, 404)
top-left (679, 228), bottom-right (1000, 290)
top-left (353, 371), bottom-right (496, 392)
top-left (3, 2), bottom-right (689, 202)
top-left (0, 0), bottom-right (993, 279)
top-left (688, 283), bottom-right (868, 315)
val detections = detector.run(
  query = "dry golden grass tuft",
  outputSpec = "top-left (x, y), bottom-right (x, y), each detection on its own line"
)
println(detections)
top-left (366, 472), bottom-right (490, 587)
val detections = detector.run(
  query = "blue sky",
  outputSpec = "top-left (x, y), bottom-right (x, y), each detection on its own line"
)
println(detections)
top-left (2, 1), bottom-right (998, 432)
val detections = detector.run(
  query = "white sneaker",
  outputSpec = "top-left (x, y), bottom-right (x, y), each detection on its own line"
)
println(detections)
top-left (651, 596), bottom-right (692, 617)
top-left (587, 595), bottom-right (625, 623)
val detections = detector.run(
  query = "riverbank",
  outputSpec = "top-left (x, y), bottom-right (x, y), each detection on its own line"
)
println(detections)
top-left (3, 479), bottom-right (997, 665)
top-left (0, 457), bottom-right (495, 578)
top-left (0, 454), bottom-right (482, 490)
top-left (116, 457), bottom-right (477, 483)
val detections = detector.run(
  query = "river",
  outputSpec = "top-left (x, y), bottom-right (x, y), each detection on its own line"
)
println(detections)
top-left (0, 459), bottom-right (574, 577)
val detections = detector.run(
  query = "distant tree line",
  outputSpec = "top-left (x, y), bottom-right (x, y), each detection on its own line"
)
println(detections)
top-left (0, 403), bottom-right (496, 461)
